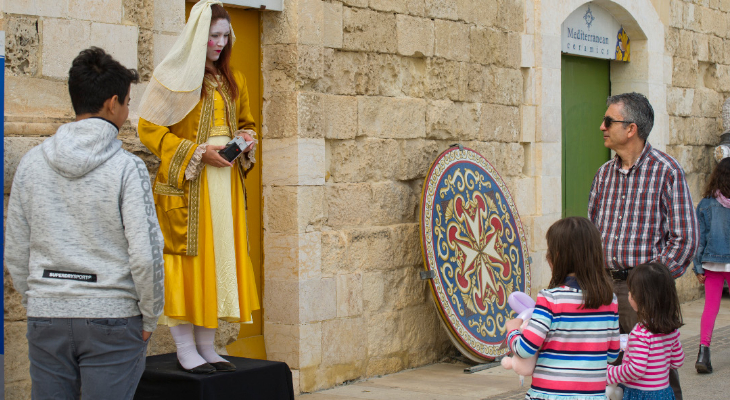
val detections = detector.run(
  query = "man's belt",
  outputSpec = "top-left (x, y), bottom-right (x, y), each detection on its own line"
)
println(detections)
top-left (608, 268), bottom-right (631, 281)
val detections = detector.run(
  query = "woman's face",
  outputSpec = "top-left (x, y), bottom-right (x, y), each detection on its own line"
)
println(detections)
top-left (207, 18), bottom-right (230, 63)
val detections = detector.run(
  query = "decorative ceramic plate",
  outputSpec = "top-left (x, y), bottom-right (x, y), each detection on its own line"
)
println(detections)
top-left (420, 146), bottom-right (531, 362)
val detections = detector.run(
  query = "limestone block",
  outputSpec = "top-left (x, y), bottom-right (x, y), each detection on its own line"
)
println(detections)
top-left (712, 64), bottom-right (730, 92)
top-left (479, 103), bottom-right (520, 142)
top-left (4, 0), bottom-right (67, 17)
top-left (88, 23), bottom-right (139, 69)
top-left (509, 177), bottom-right (537, 216)
top-left (136, 28), bottom-right (154, 81)
top-left (5, 381), bottom-right (33, 400)
top-left (668, 116), bottom-right (689, 145)
top-left (263, 92), bottom-right (297, 139)
top-left (297, 45), bottom-right (325, 86)
top-left (336, 273), bottom-right (363, 317)
top-left (322, 95), bottom-right (358, 140)
top-left (298, 92), bottom-right (325, 139)
top-left (263, 44), bottom-right (298, 95)
top-left (5, 16), bottom-right (40, 77)
top-left (389, 266), bottom-right (428, 310)
top-left (696, 88), bottom-right (723, 118)
top-left (665, 27), bottom-right (679, 57)
top-left (434, 19), bottom-right (470, 62)
top-left (366, 356), bottom-right (405, 377)
top-left (345, 227), bottom-right (393, 273)
top-left (342, 7), bottom-right (397, 53)
top-left (725, 40), bottom-right (730, 64)
top-left (470, 26), bottom-right (520, 68)
top-left (5, 76), bottom-right (74, 120)
top-left (329, 138), bottom-right (399, 182)
top-left (264, 322), bottom-right (300, 368)
top-left (692, 32), bottom-right (710, 61)
top-left (263, 0), bottom-right (298, 45)
top-left (701, 7), bottom-right (724, 34)
top-left (341, 0), bottom-right (368, 7)
top-left (146, 325), bottom-right (176, 356)
top-left (298, 0), bottom-right (323, 46)
top-left (397, 139), bottom-right (444, 181)
top-left (5, 137), bottom-right (46, 194)
top-left (456, 0), bottom-right (497, 26)
top-left (425, 57), bottom-right (461, 100)
top-left (263, 185), bottom-right (324, 233)
top-left (358, 96), bottom-right (427, 139)
top-left (367, 311), bottom-right (403, 357)
top-left (709, 35), bottom-right (724, 63)
top-left (262, 137), bottom-right (326, 186)
top-left (425, 0), bottom-right (458, 20)
top-left (4, 266), bottom-right (25, 322)
top-left (427, 99), bottom-right (480, 140)
top-left (370, 181), bottom-right (419, 225)
top-left (123, 0), bottom-right (154, 29)
top-left (69, 0), bottom-right (122, 24)
top-left (390, 223), bottom-right (423, 267)
top-left (670, 0), bottom-right (684, 28)
top-left (496, 0), bottom-right (524, 32)
top-left (264, 232), bottom-right (322, 281)
top-left (299, 322), bottom-right (323, 368)
top-left (363, 271), bottom-right (386, 312)
top-left (538, 176), bottom-right (561, 215)
top-left (363, 53), bottom-right (405, 97)
top-left (532, 214), bottom-right (560, 251)
top-left (323, 1), bottom-right (343, 49)
top-left (667, 87), bottom-right (695, 117)
top-left (264, 279), bottom-right (300, 324)
top-left (396, 14), bottom-right (434, 57)
top-left (325, 183), bottom-right (373, 227)
top-left (521, 34), bottom-right (535, 68)
top-left (535, 142), bottom-right (561, 177)
top-left (677, 29), bottom-right (693, 59)
top-left (153, 0), bottom-right (185, 33)
top-left (321, 230), bottom-right (349, 277)
top-left (153, 32), bottom-right (178, 69)
top-left (41, 19), bottom-right (91, 79)
top-left (4, 321), bottom-right (30, 384)
top-left (401, 303), bottom-right (439, 353)
top-left (521, 104), bottom-right (536, 143)
top-left (319, 49), bottom-right (369, 95)
top-left (722, 0), bottom-right (730, 12)
top-left (672, 58), bottom-right (698, 89)
top-left (458, 63), bottom-right (487, 103)
top-left (322, 318), bottom-right (367, 366)
top-left (487, 67), bottom-right (523, 106)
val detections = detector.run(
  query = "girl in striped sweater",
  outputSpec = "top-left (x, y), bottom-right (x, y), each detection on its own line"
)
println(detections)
top-left (506, 217), bottom-right (621, 400)
top-left (607, 263), bottom-right (685, 400)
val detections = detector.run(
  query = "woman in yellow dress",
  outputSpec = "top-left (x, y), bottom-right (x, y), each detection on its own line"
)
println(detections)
top-left (137, 0), bottom-right (259, 374)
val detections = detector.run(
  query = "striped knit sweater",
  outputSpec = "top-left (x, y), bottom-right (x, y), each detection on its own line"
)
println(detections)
top-left (606, 324), bottom-right (684, 390)
top-left (507, 279), bottom-right (620, 400)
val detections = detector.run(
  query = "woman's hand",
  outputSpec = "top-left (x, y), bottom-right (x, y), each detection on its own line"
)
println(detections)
top-left (506, 318), bottom-right (523, 333)
top-left (236, 129), bottom-right (255, 153)
top-left (201, 144), bottom-right (232, 168)
top-left (696, 273), bottom-right (706, 284)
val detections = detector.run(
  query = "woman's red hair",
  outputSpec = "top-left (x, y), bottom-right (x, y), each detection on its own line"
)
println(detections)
top-left (205, 4), bottom-right (238, 98)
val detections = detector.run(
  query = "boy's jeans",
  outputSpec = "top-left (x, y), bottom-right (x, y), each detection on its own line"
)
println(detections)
top-left (27, 316), bottom-right (148, 400)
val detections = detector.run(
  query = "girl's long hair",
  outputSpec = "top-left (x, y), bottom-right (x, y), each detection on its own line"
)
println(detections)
top-left (627, 262), bottom-right (683, 334)
top-left (205, 4), bottom-right (238, 98)
top-left (702, 157), bottom-right (730, 199)
top-left (546, 217), bottom-right (614, 309)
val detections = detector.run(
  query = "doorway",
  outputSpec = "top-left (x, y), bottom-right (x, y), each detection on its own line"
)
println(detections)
top-left (561, 54), bottom-right (611, 218)
top-left (185, 3), bottom-right (265, 359)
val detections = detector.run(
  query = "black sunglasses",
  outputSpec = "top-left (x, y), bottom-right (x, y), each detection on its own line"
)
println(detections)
top-left (603, 115), bottom-right (634, 128)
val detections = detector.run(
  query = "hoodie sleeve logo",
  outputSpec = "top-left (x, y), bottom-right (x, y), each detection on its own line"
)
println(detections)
top-left (43, 269), bottom-right (97, 282)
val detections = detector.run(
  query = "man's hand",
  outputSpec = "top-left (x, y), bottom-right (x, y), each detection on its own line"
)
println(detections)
top-left (201, 144), bottom-right (232, 168)
top-left (506, 318), bottom-right (523, 333)
top-left (696, 274), bottom-right (706, 284)
top-left (143, 330), bottom-right (152, 342)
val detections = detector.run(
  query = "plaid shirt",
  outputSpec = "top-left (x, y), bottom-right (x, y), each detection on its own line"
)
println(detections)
top-left (588, 143), bottom-right (698, 278)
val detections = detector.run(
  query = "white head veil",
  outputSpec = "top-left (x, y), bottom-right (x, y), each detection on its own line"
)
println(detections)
top-left (137, 0), bottom-right (236, 126)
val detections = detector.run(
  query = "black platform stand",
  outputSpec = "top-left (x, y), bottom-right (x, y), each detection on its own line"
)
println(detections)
top-left (134, 353), bottom-right (295, 400)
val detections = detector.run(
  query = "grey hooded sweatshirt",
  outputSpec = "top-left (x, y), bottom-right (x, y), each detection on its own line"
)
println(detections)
top-left (5, 118), bottom-right (164, 332)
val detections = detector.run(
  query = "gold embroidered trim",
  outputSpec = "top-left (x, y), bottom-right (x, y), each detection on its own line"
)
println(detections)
top-left (169, 140), bottom-right (196, 189)
top-left (209, 125), bottom-right (231, 137)
top-left (153, 183), bottom-right (184, 196)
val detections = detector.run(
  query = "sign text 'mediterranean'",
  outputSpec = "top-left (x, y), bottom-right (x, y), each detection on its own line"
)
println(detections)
top-left (566, 28), bottom-right (609, 45)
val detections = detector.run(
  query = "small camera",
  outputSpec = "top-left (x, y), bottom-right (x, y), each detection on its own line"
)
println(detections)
top-left (218, 136), bottom-right (247, 162)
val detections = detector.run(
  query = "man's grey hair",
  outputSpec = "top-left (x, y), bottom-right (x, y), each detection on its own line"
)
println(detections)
top-left (606, 92), bottom-right (654, 141)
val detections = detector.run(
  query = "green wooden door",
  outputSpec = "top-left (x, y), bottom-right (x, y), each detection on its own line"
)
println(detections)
top-left (561, 55), bottom-right (611, 218)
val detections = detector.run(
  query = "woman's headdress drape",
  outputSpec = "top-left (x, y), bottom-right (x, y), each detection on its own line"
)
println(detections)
top-left (137, 0), bottom-right (236, 126)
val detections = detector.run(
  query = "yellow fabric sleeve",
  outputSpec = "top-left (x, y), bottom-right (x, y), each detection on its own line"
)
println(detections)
top-left (138, 118), bottom-right (198, 190)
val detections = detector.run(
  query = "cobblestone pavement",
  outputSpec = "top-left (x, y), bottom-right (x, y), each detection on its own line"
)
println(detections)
top-left (298, 297), bottom-right (730, 400)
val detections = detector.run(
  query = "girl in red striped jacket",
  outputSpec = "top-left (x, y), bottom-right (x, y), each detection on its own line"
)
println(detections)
top-left (607, 262), bottom-right (685, 400)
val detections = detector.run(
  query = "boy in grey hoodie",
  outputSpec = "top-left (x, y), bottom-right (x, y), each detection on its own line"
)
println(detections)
top-left (5, 47), bottom-right (164, 400)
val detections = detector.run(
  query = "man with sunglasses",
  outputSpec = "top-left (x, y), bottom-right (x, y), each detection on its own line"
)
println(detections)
top-left (588, 92), bottom-right (698, 400)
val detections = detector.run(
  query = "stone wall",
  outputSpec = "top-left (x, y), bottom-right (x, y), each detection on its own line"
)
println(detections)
top-left (665, 0), bottom-right (730, 301)
top-left (258, 0), bottom-right (532, 393)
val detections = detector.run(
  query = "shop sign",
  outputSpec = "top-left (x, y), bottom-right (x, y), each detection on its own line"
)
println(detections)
top-left (562, 2), bottom-right (630, 61)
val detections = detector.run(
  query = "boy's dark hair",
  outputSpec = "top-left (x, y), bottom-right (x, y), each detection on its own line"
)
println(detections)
top-left (68, 47), bottom-right (139, 115)
top-left (546, 216), bottom-right (614, 309)
top-left (627, 262), bottom-right (683, 334)
top-left (702, 157), bottom-right (730, 199)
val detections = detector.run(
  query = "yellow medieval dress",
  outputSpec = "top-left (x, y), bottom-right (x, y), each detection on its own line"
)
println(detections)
top-left (138, 70), bottom-right (259, 328)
